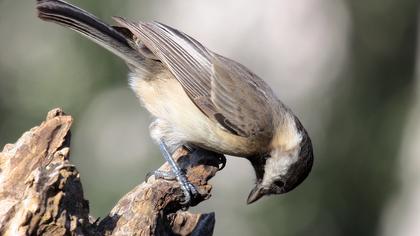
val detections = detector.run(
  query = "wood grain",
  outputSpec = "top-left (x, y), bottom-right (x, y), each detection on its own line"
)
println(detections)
top-left (0, 108), bottom-right (223, 236)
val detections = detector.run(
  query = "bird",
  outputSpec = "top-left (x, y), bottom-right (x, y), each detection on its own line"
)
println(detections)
top-left (36, 0), bottom-right (314, 205)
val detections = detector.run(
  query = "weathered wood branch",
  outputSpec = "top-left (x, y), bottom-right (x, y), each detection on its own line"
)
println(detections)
top-left (0, 108), bottom-right (223, 236)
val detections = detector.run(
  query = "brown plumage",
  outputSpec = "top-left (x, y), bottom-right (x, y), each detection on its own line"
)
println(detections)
top-left (36, 0), bottom-right (314, 204)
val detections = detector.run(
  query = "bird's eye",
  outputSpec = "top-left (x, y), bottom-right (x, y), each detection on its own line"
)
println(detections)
top-left (273, 179), bottom-right (285, 188)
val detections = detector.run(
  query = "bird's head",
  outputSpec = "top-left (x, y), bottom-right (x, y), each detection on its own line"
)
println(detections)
top-left (247, 115), bottom-right (314, 204)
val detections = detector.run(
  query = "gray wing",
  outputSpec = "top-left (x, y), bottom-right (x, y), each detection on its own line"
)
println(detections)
top-left (114, 17), bottom-right (274, 138)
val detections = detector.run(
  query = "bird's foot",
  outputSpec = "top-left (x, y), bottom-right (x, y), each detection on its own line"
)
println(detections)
top-left (217, 154), bottom-right (227, 170)
top-left (150, 141), bottom-right (200, 207)
top-left (183, 144), bottom-right (226, 171)
top-left (147, 169), bottom-right (199, 207)
top-left (145, 169), bottom-right (175, 181)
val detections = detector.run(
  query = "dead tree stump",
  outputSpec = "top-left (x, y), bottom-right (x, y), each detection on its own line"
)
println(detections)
top-left (0, 108), bottom-right (223, 236)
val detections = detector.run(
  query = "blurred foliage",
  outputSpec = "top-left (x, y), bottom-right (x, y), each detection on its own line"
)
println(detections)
top-left (0, 0), bottom-right (419, 236)
top-left (249, 0), bottom-right (419, 235)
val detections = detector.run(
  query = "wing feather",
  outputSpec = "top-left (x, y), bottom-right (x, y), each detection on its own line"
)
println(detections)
top-left (113, 17), bottom-right (274, 138)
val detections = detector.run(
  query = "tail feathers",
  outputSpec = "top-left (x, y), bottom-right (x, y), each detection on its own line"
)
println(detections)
top-left (36, 0), bottom-right (144, 67)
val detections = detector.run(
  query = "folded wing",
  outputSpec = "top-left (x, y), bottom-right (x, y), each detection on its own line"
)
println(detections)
top-left (114, 17), bottom-right (274, 138)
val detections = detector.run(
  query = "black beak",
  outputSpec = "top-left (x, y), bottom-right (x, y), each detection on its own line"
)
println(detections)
top-left (247, 184), bottom-right (265, 204)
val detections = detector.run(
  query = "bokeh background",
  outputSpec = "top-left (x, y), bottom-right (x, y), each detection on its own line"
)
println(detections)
top-left (1, 0), bottom-right (419, 235)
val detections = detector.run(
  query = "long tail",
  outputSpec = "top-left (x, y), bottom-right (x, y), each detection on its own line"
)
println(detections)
top-left (36, 0), bottom-right (143, 67)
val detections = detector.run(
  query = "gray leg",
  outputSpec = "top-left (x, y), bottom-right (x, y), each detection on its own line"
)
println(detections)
top-left (157, 140), bottom-right (198, 205)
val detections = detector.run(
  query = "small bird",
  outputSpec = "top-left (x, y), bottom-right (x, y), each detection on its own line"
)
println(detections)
top-left (36, 0), bottom-right (314, 205)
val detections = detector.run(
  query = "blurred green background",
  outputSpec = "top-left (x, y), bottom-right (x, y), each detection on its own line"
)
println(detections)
top-left (1, 0), bottom-right (419, 235)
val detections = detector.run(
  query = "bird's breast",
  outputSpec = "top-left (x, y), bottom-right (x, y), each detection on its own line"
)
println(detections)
top-left (129, 70), bottom-right (266, 157)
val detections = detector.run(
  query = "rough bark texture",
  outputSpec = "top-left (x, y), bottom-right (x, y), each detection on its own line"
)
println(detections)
top-left (0, 108), bottom-right (222, 236)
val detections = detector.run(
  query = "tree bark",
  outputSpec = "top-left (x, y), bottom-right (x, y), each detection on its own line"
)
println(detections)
top-left (0, 108), bottom-right (223, 236)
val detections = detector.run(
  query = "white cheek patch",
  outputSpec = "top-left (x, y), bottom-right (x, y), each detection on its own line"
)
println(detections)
top-left (271, 113), bottom-right (303, 151)
top-left (262, 148), bottom-right (300, 187)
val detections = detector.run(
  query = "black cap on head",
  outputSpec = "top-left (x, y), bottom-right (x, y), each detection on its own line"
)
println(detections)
top-left (276, 115), bottom-right (314, 193)
top-left (279, 127), bottom-right (313, 193)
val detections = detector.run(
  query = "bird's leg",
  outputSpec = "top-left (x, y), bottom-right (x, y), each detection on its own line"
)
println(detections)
top-left (153, 140), bottom-right (198, 206)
